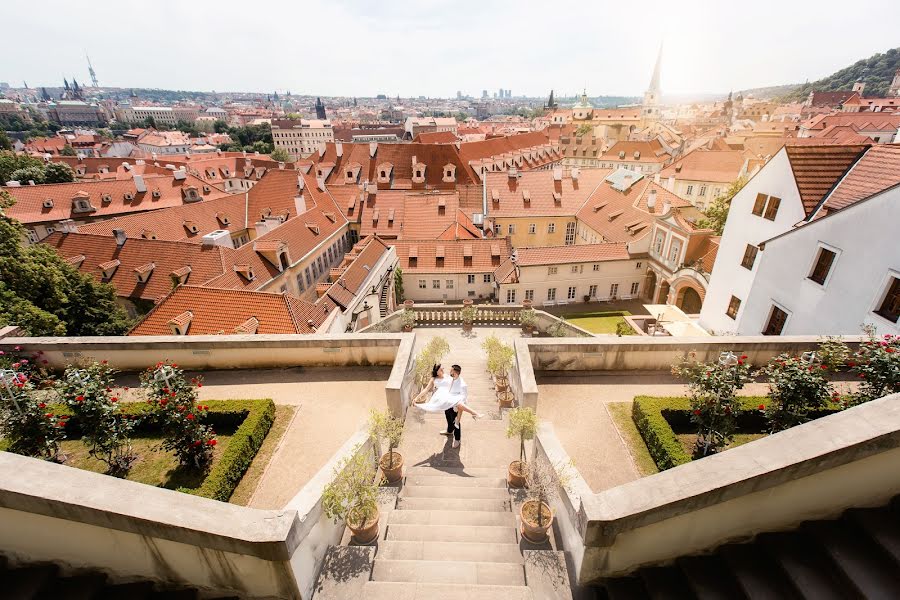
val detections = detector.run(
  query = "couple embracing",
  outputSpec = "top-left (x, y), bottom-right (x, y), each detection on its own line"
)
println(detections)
top-left (413, 364), bottom-right (484, 448)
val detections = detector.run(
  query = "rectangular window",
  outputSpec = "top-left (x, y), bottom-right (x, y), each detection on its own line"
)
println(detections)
top-left (547, 223), bottom-right (556, 233)
top-left (609, 283), bottom-right (619, 298)
top-left (630, 282), bottom-right (640, 295)
top-left (418, 279), bottom-right (426, 289)
top-left (741, 244), bottom-right (759, 270)
top-left (468, 290), bottom-right (476, 297)
top-left (506, 289), bottom-right (516, 303)
top-left (528, 223), bottom-right (536, 234)
top-left (588, 284), bottom-right (597, 298)
top-left (548, 267), bottom-right (558, 275)
top-left (567, 286), bottom-right (577, 300)
top-left (493, 224), bottom-right (501, 235)
top-left (565, 222), bottom-right (576, 245)
top-left (508, 224), bottom-right (516, 235)
top-left (763, 196), bottom-right (781, 221)
top-left (685, 185), bottom-right (693, 195)
top-left (296, 273), bottom-right (305, 292)
top-left (752, 193), bottom-right (767, 216)
top-left (432, 280), bottom-right (440, 289)
top-left (571, 265), bottom-right (579, 274)
top-left (669, 241), bottom-right (681, 263)
top-left (467, 274), bottom-right (475, 284)
top-left (654, 233), bottom-right (665, 254)
top-left (763, 305), bottom-right (788, 335)
top-left (698, 185), bottom-right (707, 196)
top-left (635, 261), bottom-right (642, 269)
top-left (808, 247), bottom-right (836, 285)
top-left (547, 288), bottom-right (557, 301)
top-left (726, 295), bottom-right (741, 319)
top-left (483, 274), bottom-right (492, 283)
top-left (446, 279), bottom-right (454, 289)
top-left (593, 264), bottom-right (600, 271)
top-left (305, 268), bottom-right (312, 287)
top-left (875, 276), bottom-right (900, 323)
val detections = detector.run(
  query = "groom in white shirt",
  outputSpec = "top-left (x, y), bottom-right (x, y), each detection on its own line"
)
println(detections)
top-left (444, 364), bottom-right (467, 449)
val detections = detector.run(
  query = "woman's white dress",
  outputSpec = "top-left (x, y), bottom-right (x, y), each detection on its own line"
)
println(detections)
top-left (414, 375), bottom-right (462, 413)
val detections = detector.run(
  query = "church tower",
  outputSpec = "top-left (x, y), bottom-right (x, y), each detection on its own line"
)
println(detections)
top-left (642, 45), bottom-right (663, 125)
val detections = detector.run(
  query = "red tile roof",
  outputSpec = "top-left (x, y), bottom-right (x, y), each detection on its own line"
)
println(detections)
top-left (392, 238), bottom-right (511, 273)
top-left (42, 232), bottom-right (232, 301)
top-left (4, 173), bottom-right (231, 225)
top-left (484, 169), bottom-right (608, 217)
top-left (817, 144), bottom-right (900, 217)
top-left (321, 237), bottom-right (391, 309)
top-left (413, 131), bottom-right (459, 143)
top-left (514, 242), bottom-right (630, 266)
top-left (660, 150), bottom-right (747, 183)
top-left (129, 286), bottom-right (323, 336)
top-left (783, 144), bottom-right (869, 216)
top-left (601, 140), bottom-right (672, 164)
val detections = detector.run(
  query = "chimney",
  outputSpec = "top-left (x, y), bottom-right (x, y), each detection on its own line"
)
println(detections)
top-left (369, 142), bottom-right (377, 157)
top-left (552, 167), bottom-right (563, 181)
top-left (411, 155), bottom-right (417, 169)
top-left (297, 175), bottom-right (305, 190)
top-left (113, 229), bottom-right (127, 247)
top-left (59, 219), bottom-right (78, 234)
top-left (279, 161), bottom-right (285, 170)
top-left (294, 194), bottom-right (307, 216)
top-left (662, 200), bottom-right (671, 214)
top-left (647, 188), bottom-right (657, 209)
top-left (508, 167), bottom-right (517, 178)
top-left (318, 143), bottom-right (326, 158)
top-left (335, 142), bottom-right (343, 157)
top-left (317, 178), bottom-right (326, 192)
top-left (571, 167), bottom-right (580, 181)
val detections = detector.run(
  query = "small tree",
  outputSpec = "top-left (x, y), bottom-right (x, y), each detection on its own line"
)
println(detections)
top-left (523, 459), bottom-right (573, 529)
top-left (414, 336), bottom-right (450, 387)
top-left (672, 352), bottom-right (754, 457)
top-left (140, 361), bottom-right (216, 470)
top-left (460, 304), bottom-right (476, 324)
top-left (44, 161), bottom-right (75, 183)
top-left (368, 409), bottom-right (404, 471)
top-left (322, 446), bottom-right (379, 530)
top-left (269, 148), bottom-right (291, 162)
top-left (0, 368), bottom-right (66, 460)
top-left (519, 308), bottom-right (537, 328)
top-left (616, 320), bottom-right (634, 337)
top-left (506, 407), bottom-right (537, 465)
top-left (393, 268), bottom-right (404, 304)
top-left (401, 308), bottom-right (416, 331)
top-left (817, 336), bottom-right (851, 370)
top-left (849, 333), bottom-right (900, 405)
top-left (58, 361), bottom-right (136, 476)
top-left (487, 342), bottom-right (515, 381)
top-left (761, 354), bottom-right (833, 432)
top-left (696, 176), bottom-right (746, 235)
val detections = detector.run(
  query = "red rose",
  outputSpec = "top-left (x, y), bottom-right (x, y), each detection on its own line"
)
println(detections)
top-left (208, 439), bottom-right (217, 446)
top-left (692, 409), bottom-right (701, 415)
top-left (737, 360), bottom-right (744, 365)
top-left (42, 360), bottom-right (48, 365)
top-left (106, 387), bottom-right (112, 392)
top-left (76, 395), bottom-right (84, 402)
top-left (740, 355), bottom-right (748, 360)
top-left (186, 413), bottom-right (195, 420)
top-left (38, 402), bottom-right (46, 408)
top-left (160, 398), bottom-right (168, 406)
top-left (758, 404), bottom-right (765, 410)
top-left (820, 365), bottom-right (827, 369)
top-left (101, 360), bottom-right (108, 365)
top-left (859, 374), bottom-right (866, 378)
top-left (111, 397), bottom-right (118, 403)
top-left (847, 361), bottom-right (856, 367)
top-left (57, 421), bottom-right (66, 427)
top-left (192, 440), bottom-right (201, 447)
top-left (887, 348), bottom-right (895, 354)
top-left (172, 363), bottom-right (177, 368)
top-left (197, 383), bottom-right (202, 388)
top-left (45, 413), bottom-right (53, 418)
top-left (124, 386), bottom-right (129, 391)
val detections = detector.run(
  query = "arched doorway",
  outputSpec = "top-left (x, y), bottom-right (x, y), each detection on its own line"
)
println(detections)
top-left (657, 281), bottom-right (670, 304)
top-left (677, 287), bottom-right (703, 314)
top-left (645, 270), bottom-right (657, 301)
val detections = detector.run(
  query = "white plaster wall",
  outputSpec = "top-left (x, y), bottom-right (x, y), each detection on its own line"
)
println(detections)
top-left (402, 271), bottom-right (496, 302)
top-left (498, 258), bottom-right (645, 305)
top-left (699, 149), bottom-right (806, 334)
top-left (739, 186), bottom-right (900, 336)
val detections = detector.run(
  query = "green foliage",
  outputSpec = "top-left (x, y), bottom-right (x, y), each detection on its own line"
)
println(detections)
top-left (393, 267), bottom-right (404, 304)
top-left (57, 361), bottom-right (136, 476)
top-left (817, 336), bottom-right (851, 370)
top-left (217, 123), bottom-right (273, 154)
top-left (0, 190), bottom-right (130, 336)
top-left (368, 409), bottom-right (403, 470)
top-left (9, 165), bottom-right (46, 184)
top-left (671, 352), bottom-right (754, 457)
top-left (414, 336), bottom-right (450, 386)
top-left (0, 152), bottom-right (43, 183)
top-left (782, 47), bottom-right (900, 101)
top-left (696, 176), bottom-right (746, 236)
top-left (322, 446), bottom-right (379, 528)
top-left (761, 354), bottom-right (834, 432)
top-left (631, 396), bottom-right (693, 470)
top-left (850, 333), bottom-right (900, 404)
top-left (191, 399), bottom-right (275, 501)
top-left (0, 362), bottom-right (66, 460)
top-left (269, 148), bottom-right (291, 162)
top-left (44, 161), bottom-right (76, 183)
top-left (485, 338), bottom-right (515, 379)
top-left (460, 304), bottom-right (476, 323)
top-left (401, 307), bottom-right (417, 330)
top-left (506, 407), bottom-right (537, 463)
top-left (615, 320), bottom-right (635, 337)
top-left (575, 124), bottom-right (593, 137)
top-left (59, 145), bottom-right (78, 157)
top-left (519, 308), bottom-right (537, 327)
top-left (0, 131), bottom-right (11, 151)
top-left (140, 361), bottom-right (216, 470)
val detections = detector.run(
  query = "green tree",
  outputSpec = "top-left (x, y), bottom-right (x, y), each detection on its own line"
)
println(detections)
top-left (0, 190), bottom-right (130, 336)
top-left (174, 120), bottom-right (199, 136)
top-left (142, 116), bottom-right (158, 130)
top-left (9, 165), bottom-right (46, 184)
top-left (213, 120), bottom-right (229, 133)
top-left (44, 161), bottom-right (76, 183)
top-left (59, 144), bottom-right (77, 156)
top-left (0, 152), bottom-right (43, 183)
top-left (0, 131), bottom-right (11, 151)
top-left (697, 176), bottom-right (746, 235)
top-left (269, 147), bottom-right (291, 162)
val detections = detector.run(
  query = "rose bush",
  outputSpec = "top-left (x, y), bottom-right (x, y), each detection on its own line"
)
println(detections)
top-left (761, 354), bottom-right (833, 432)
top-left (57, 360), bottom-right (136, 476)
top-left (140, 361), bottom-right (216, 470)
top-left (0, 365), bottom-right (66, 460)
top-left (849, 334), bottom-right (900, 404)
top-left (672, 352), bottom-right (754, 457)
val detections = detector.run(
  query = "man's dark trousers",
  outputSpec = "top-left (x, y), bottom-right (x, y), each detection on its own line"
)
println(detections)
top-left (444, 407), bottom-right (460, 441)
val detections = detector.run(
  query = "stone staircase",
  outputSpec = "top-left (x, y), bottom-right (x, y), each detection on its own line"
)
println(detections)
top-left (315, 328), bottom-right (572, 600)
top-left (596, 495), bottom-right (900, 599)
top-left (379, 279), bottom-right (390, 318)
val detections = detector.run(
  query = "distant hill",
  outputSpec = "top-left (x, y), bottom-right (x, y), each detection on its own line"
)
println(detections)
top-left (738, 84), bottom-right (803, 101)
top-left (778, 47), bottom-right (900, 101)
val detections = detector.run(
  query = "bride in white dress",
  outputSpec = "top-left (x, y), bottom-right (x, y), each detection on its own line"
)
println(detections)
top-left (413, 364), bottom-right (482, 422)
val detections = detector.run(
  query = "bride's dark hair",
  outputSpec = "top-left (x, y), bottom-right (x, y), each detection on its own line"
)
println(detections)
top-left (431, 364), bottom-right (441, 378)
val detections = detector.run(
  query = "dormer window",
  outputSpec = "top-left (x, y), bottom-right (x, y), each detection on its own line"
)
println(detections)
top-left (43, 198), bottom-right (54, 209)
top-left (134, 262), bottom-right (156, 284)
top-left (167, 311), bottom-right (193, 336)
top-left (203, 185), bottom-right (211, 193)
top-left (98, 259), bottom-right (120, 280)
top-left (306, 222), bottom-right (320, 235)
top-left (124, 192), bottom-right (134, 201)
top-left (170, 266), bottom-right (191, 286)
top-left (72, 196), bottom-right (95, 214)
top-left (101, 193), bottom-right (112, 204)
top-left (222, 168), bottom-right (231, 177)
top-left (76, 166), bottom-right (86, 176)
top-left (151, 189), bottom-right (161, 199)
top-left (233, 264), bottom-right (255, 281)
top-left (183, 220), bottom-right (199, 234)
top-left (141, 229), bottom-right (157, 240)
top-left (216, 212), bottom-right (230, 226)
top-left (183, 186), bottom-right (200, 202)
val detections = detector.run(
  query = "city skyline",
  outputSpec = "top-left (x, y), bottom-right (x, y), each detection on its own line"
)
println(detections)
top-left (4, 0), bottom-right (900, 98)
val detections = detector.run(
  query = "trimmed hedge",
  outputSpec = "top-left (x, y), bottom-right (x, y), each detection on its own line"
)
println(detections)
top-left (631, 396), bottom-right (840, 471)
top-left (26, 398), bottom-right (275, 502)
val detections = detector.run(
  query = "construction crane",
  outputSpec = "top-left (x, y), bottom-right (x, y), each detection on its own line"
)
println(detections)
top-left (86, 53), bottom-right (99, 88)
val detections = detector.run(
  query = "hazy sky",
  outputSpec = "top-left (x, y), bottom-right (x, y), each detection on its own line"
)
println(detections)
top-left (5, 0), bottom-right (899, 98)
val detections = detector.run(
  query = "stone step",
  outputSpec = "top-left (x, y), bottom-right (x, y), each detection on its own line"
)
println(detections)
top-left (386, 524), bottom-right (517, 544)
top-left (361, 581), bottom-right (534, 600)
top-left (405, 466), bottom-right (508, 479)
top-left (372, 559), bottom-right (526, 586)
top-left (378, 540), bottom-right (524, 563)
top-left (388, 509), bottom-right (517, 527)
top-left (401, 485), bottom-right (510, 500)
top-left (397, 497), bottom-right (510, 512)
top-left (405, 475), bottom-right (508, 488)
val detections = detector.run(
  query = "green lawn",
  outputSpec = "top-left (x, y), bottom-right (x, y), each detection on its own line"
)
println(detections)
top-left (608, 403), bottom-right (659, 476)
top-left (563, 310), bottom-right (635, 335)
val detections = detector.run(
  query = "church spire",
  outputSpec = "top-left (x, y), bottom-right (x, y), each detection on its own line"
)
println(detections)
top-left (648, 43), bottom-right (662, 94)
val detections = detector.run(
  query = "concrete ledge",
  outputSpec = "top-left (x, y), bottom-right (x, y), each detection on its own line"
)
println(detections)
top-left (385, 333), bottom-right (417, 417)
top-left (577, 392), bottom-right (900, 581)
top-left (524, 550), bottom-right (573, 600)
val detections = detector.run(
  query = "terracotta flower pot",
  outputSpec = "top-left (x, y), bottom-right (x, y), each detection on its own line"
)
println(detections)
top-left (497, 389), bottom-right (514, 408)
top-left (508, 460), bottom-right (526, 488)
top-left (522, 324), bottom-right (535, 336)
top-left (402, 324), bottom-right (413, 332)
top-left (380, 451), bottom-right (404, 483)
top-left (495, 374), bottom-right (509, 391)
top-left (463, 321), bottom-right (473, 332)
top-left (347, 510), bottom-right (380, 545)
top-left (520, 500), bottom-right (553, 543)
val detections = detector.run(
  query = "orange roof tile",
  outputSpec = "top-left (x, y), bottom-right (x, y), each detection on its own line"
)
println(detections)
top-left (514, 243), bottom-right (630, 266)
top-left (817, 144), bottom-right (900, 217)
top-left (783, 144), bottom-right (869, 216)
top-left (485, 169), bottom-right (608, 217)
top-left (660, 150), bottom-right (747, 183)
top-left (392, 238), bottom-right (511, 273)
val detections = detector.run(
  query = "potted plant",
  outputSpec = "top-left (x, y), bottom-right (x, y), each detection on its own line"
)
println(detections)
top-left (520, 308), bottom-right (537, 336)
top-left (521, 459), bottom-right (572, 544)
top-left (497, 389), bottom-right (515, 408)
top-left (401, 308), bottom-right (416, 333)
top-left (414, 336), bottom-right (450, 390)
top-left (322, 446), bottom-right (380, 544)
top-left (488, 342), bottom-right (515, 395)
top-left (369, 409), bottom-right (404, 483)
top-left (460, 302), bottom-right (476, 333)
top-left (505, 407), bottom-right (537, 487)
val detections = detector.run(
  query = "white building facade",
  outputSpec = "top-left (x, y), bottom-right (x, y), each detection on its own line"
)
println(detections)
top-left (271, 119), bottom-right (334, 158)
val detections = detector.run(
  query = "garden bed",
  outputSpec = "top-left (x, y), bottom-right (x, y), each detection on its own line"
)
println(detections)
top-left (563, 311), bottom-right (634, 335)
top-left (1, 399), bottom-right (275, 502)
top-left (630, 396), bottom-right (840, 471)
